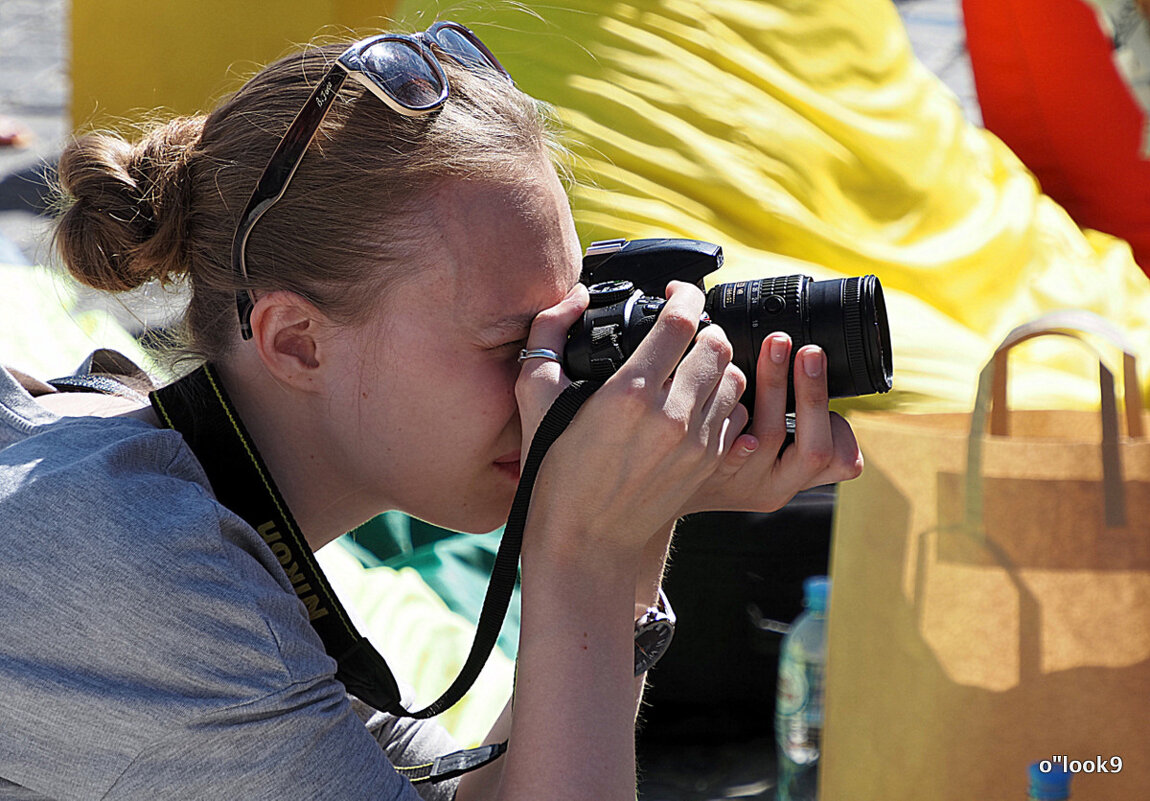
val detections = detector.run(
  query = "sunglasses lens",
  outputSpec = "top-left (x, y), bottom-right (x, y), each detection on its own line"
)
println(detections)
top-left (360, 40), bottom-right (445, 108)
top-left (433, 27), bottom-right (500, 74)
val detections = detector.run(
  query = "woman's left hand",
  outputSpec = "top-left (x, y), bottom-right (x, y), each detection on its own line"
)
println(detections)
top-left (675, 331), bottom-right (863, 518)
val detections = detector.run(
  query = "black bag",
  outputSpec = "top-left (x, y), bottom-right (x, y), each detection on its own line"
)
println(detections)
top-left (640, 486), bottom-right (836, 744)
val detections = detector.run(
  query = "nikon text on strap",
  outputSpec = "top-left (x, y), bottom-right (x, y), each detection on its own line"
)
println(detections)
top-left (149, 363), bottom-right (599, 782)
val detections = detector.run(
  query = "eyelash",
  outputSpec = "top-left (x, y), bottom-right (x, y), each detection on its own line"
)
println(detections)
top-left (497, 338), bottom-right (527, 353)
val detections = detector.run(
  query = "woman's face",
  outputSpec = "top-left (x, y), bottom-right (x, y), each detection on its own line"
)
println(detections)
top-left (328, 161), bottom-right (582, 533)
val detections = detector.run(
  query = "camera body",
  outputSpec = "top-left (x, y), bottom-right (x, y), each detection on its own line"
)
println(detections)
top-left (564, 238), bottom-right (893, 411)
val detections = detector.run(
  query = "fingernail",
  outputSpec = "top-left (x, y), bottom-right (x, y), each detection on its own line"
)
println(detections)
top-left (803, 347), bottom-right (824, 378)
top-left (769, 334), bottom-right (790, 365)
top-left (741, 435), bottom-right (760, 455)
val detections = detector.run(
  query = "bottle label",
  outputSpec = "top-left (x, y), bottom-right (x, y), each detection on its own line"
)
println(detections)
top-left (777, 658), bottom-right (808, 715)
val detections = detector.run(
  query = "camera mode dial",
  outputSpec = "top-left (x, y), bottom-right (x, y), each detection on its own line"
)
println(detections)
top-left (587, 280), bottom-right (636, 305)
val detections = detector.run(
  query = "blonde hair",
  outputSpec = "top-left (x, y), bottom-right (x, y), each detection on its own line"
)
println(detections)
top-left (54, 39), bottom-right (559, 363)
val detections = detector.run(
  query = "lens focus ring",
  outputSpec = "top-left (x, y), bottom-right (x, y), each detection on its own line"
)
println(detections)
top-left (842, 278), bottom-right (869, 395)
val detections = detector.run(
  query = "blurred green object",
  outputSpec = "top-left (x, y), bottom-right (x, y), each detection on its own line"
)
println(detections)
top-left (0, 261), bottom-right (158, 380)
top-left (316, 539), bottom-right (515, 747)
top-left (342, 512), bottom-right (520, 659)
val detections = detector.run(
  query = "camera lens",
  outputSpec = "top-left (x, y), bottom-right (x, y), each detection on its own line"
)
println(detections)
top-left (564, 272), bottom-right (893, 411)
top-left (704, 275), bottom-right (893, 409)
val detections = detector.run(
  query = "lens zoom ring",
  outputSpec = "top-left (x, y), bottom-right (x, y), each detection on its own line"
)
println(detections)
top-left (842, 278), bottom-right (867, 392)
top-left (756, 276), bottom-right (806, 346)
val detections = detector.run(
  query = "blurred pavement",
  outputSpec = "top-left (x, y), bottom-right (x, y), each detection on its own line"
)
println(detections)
top-left (0, 0), bottom-right (66, 266)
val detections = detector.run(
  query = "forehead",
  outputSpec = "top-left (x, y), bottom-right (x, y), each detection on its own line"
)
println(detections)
top-left (423, 168), bottom-right (581, 328)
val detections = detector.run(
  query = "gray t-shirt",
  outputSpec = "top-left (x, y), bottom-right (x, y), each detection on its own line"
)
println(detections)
top-left (0, 367), bottom-right (462, 800)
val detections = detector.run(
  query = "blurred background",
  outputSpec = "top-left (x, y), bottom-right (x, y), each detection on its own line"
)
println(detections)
top-left (1, 0), bottom-right (978, 304)
top-left (2, 1), bottom-right (1148, 799)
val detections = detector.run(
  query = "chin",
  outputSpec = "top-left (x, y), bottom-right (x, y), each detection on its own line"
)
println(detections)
top-left (416, 493), bottom-right (515, 536)
top-left (463, 500), bottom-right (516, 535)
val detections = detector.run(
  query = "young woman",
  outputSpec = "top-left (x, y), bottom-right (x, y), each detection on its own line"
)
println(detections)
top-left (0, 23), bottom-right (861, 800)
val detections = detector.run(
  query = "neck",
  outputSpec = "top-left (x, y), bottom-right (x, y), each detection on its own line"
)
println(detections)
top-left (214, 360), bottom-right (385, 552)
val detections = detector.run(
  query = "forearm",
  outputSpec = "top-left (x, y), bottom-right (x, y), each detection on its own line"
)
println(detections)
top-left (636, 519), bottom-right (674, 609)
top-left (455, 520), bottom-right (678, 801)
top-left (501, 538), bottom-right (637, 800)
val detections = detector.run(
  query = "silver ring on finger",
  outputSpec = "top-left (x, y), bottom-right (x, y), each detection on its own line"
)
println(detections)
top-left (517, 347), bottom-right (562, 364)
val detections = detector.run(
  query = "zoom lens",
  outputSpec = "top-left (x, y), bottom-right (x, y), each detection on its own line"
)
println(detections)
top-left (564, 274), bottom-right (893, 411)
top-left (704, 275), bottom-right (893, 409)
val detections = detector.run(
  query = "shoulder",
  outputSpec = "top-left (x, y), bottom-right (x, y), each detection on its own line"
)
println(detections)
top-left (0, 411), bottom-right (204, 536)
top-left (0, 406), bottom-right (318, 643)
top-left (0, 409), bottom-right (327, 664)
top-left (0, 414), bottom-right (429, 801)
top-left (0, 366), bottom-right (209, 536)
top-left (0, 411), bottom-right (338, 745)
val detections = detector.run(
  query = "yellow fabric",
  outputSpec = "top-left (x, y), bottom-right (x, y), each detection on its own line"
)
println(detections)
top-left (401, 0), bottom-right (1150, 413)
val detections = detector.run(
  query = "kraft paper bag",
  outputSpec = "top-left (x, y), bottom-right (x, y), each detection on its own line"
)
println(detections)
top-left (822, 311), bottom-right (1150, 800)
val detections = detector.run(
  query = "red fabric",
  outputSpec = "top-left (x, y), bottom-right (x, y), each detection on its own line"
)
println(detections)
top-left (963, 0), bottom-right (1150, 275)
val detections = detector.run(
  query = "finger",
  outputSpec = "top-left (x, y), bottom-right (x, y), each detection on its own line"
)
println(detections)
top-left (750, 332), bottom-right (792, 454)
top-left (700, 359), bottom-right (747, 443)
top-left (518, 283), bottom-right (589, 384)
top-left (834, 412), bottom-right (864, 477)
top-left (715, 404), bottom-right (754, 474)
top-left (666, 323), bottom-right (737, 424)
top-left (789, 345), bottom-right (835, 475)
top-left (614, 281), bottom-right (705, 386)
top-left (804, 412), bottom-right (863, 486)
top-left (524, 282), bottom-right (589, 352)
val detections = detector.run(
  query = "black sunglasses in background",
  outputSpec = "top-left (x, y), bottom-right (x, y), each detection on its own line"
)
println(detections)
top-left (231, 21), bottom-right (511, 339)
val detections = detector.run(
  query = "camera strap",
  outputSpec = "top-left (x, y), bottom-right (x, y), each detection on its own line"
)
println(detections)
top-left (149, 363), bottom-right (600, 783)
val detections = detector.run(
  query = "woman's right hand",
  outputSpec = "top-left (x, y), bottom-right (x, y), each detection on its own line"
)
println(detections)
top-left (515, 280), bottom-right (748, 563)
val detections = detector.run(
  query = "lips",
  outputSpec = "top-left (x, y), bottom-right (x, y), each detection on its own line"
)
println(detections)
top-left (493, 450), bottom-right (521, 480)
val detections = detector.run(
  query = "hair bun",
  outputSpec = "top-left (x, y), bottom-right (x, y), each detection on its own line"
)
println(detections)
top-left (55, 117), bottom-right (203, 292)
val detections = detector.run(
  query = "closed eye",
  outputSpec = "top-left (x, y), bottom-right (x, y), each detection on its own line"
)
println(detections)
top-left (491, 337), bottom-right (528, 355)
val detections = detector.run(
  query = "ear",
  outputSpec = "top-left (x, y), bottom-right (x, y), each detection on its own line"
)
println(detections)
top-left (248, 291), bottom-right (333, 389)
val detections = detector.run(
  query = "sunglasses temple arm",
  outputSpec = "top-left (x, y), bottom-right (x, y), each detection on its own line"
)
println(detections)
top-left (231, 63), bottom-right (351, 339)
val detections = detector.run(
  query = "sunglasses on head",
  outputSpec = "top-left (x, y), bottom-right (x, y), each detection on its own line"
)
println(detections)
top-left (231, 21), bottom-right (511, 339)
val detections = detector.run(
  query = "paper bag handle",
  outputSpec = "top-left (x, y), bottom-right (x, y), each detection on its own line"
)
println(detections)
top-left (987, 311), bottom-right (1143, 438)
top-left (967, 310), bottom-right (1143, 531)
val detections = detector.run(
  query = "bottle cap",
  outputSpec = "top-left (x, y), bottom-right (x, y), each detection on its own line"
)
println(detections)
top-left (802, 576), bottom-right (830, 612)
top-left (1028, 761), bottom-right (1071, 800)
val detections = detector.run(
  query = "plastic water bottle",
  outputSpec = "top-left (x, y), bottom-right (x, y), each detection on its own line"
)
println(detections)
top-left (1028, 761), bottom-right (1072, 800)
top-left (775, 576), bottom-right (829, 801)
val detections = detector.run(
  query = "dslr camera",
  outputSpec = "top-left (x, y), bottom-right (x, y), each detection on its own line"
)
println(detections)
top-left (564, 238), bottom-right (893, 410)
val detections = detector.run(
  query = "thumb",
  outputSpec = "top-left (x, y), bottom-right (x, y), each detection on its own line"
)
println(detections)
top-left (515, 283), bottom-right (591, 461)
top-left (518, 283), bottom-right (589, 382)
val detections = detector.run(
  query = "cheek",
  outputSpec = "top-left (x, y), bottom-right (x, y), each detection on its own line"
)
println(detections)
top-left (412, 356), bottom-right (520, 437)
top-left (473, 358), bottom-right (521, 422)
